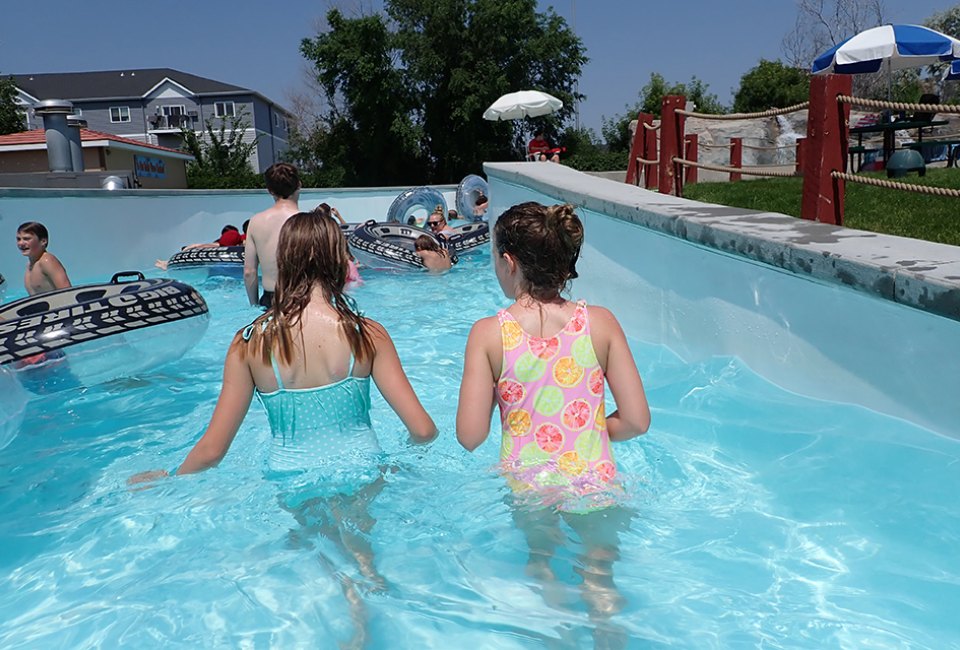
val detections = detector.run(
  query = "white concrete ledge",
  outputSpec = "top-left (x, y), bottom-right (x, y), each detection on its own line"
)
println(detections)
top-left (485, 162), bottom-right (960, 321)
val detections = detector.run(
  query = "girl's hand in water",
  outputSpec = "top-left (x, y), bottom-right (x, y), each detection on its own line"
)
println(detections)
top-left (128, 469), bottom-right (170, 486)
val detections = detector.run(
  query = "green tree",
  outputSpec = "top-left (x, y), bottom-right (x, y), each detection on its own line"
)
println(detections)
top-left (297, 1), bottom-right (586, 185)
top-left (732, 59), bottom-right (810, 113)
top-left (0, 74), bottom-right (24, 135)
top-left (180, 109), bottom-right (261, 189)
top-left (600, 73), bottom-right (724, 152)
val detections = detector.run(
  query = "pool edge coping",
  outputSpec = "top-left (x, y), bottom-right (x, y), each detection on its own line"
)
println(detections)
top-left (485, 162), bottom-right (960, 322)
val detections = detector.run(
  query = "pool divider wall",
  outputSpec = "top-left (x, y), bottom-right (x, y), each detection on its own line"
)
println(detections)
top-left (485, 162), bottom-right (960, 438)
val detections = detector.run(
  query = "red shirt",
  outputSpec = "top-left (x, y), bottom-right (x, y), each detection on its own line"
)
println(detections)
top-left (528, 136), bottom-right (550, 155)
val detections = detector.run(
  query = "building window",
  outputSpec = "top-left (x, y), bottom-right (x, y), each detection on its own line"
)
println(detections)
top-left (161, 105), bottom-right (185, 117)
top-left (110, 106), bottom-right (131, 123)
top-left (274, 113), bottom-right (288, 130)
top-left (214, 101), bottom-right (235, 118)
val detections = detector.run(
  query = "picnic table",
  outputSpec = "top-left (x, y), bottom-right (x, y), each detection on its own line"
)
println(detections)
top-left (848, 118), bottom-right (949, 171)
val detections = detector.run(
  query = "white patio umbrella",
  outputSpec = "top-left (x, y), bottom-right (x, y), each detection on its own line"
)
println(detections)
top-left (482, 90), bottom-right (563, 121)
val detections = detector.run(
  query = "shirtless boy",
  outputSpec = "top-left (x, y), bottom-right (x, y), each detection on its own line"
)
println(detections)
top-left (17, 221), bottom-right (71, 295)
top-left (244, 163), bottom-right (301, 308)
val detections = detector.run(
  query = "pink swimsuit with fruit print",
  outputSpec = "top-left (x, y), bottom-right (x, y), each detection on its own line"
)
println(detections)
top-left (495, 300), bottom-right (618, 504)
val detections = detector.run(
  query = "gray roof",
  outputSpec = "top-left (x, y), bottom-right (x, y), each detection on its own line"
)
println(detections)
top-left (12, 68), bottom-right (252, 101)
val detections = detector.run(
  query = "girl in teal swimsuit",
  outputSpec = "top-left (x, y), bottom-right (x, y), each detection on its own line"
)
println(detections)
top-left (133, 212), bottom-right (436, 647)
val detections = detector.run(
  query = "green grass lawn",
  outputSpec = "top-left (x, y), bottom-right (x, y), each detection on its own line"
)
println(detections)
top-left (683, 167), bottom-right (960, 246)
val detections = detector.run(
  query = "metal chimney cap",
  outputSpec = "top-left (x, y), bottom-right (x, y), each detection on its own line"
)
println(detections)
top-left (67, 115), bottom-right (87, 128)
top-left (34, 99), bottom-right (74, 114)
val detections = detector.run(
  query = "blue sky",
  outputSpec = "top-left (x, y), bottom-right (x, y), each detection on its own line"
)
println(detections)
top-left (0, 1), bottom-right (953, 135)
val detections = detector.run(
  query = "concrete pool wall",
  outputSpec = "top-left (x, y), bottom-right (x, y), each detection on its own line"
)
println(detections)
top-left (485, 162), bottom-right (960, 438)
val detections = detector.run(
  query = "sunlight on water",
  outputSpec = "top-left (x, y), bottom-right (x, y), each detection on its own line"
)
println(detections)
top-left (1, 248), bottom-right (959, 649)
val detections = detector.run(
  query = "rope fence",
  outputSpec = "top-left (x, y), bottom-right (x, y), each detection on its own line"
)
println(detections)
top-left (635, 156), bottom-right (659, 165)
top-left (677, 102), bottom-right (809, 120)
top-left (643, 122), bottom-right (660, 131)
top-left (831, 171), bottom-right (960, 197)
top-left (837, 95), bottom-right (960, 113)
top-left (674, 158), bottom-right (801, 178)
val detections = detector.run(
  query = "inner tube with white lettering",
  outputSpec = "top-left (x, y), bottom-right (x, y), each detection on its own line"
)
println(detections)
top-left (348, 220), bottom-right (459, 271)
top-left (444, 222), bottom-right (490, 255)
top-left (456, 174), bottom-right (489, 222)
top-left (386, 187), bottom-right (447, 226)
top-left (166, 245), bottom-right (244, 278)
top-left (0, 272), bottom-right (210, 395)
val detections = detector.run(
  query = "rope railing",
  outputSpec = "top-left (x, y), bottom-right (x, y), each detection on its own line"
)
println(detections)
top-left (831, 171), bottom-right (960, 197)
top-left (635, 156), bottom-right (660, 165)
top-left (742, 142), bottom-right (795, 151)
top-left (674, 157), bottom-right (801, 178)
top-left (677, 102), bottom-right (810, 120)
top-left (838, 95), bottom-right (960, 113)
top-left (643, 121), bottom-right (661, 131)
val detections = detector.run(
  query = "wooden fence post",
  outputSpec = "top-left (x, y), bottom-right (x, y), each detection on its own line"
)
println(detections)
top-left (643, 115), bottom-right (659, 190)
top-left (729, 137), bottom-right (743, 182)
top-left (658, 95), bottom-right (685, 195)
top-left (684, 134), bottom-right (698, 185)
top-left (625, 112), bottom-right (646, 186)
top-left (801, 74), bottom-right (852, 224)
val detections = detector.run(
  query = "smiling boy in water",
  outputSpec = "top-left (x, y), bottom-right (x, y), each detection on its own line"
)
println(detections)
top-left (17, 221), bottom-right (71, 295)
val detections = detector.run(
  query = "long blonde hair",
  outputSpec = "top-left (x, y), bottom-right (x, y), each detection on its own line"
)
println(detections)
top-left (243, 212), bottom-right (374, 365)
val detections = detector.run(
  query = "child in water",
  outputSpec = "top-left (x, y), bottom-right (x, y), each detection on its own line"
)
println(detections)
top-left (132, 213), bottom-right (436, 646)
top-left (455, 201), bottom-right (650, 643)
top-left (414, 234), bottom-right (452, 273)
top-left (17, 221), bottom-right (71, 295)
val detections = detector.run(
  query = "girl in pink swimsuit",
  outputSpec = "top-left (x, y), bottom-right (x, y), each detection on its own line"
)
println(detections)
top-left (456, 202), bottom-right (651, 639)
top-left (457, 201), bottom-right (651, 506)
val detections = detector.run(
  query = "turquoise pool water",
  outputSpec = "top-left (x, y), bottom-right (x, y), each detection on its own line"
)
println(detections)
top-left (1, 244), bottom-right (959, 648)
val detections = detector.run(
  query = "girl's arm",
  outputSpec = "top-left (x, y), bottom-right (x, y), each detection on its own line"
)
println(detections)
top-left (591, 307), bottom-right (650, 441)
top-left (368, 321), bottom-right (437, 444)
top-left (456, 318), bottom-right (499, 451)
top-left (177, 335), bottom-right (255, 474)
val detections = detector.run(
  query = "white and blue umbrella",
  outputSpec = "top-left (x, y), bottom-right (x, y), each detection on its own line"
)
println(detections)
top-left (812, 24), bottom-right (960, 75)
top-left (943, 59), bottom-right (960, 81)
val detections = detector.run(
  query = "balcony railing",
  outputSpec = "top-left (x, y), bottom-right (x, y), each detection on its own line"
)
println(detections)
top-left (149, 114), bottom-right (194, 131)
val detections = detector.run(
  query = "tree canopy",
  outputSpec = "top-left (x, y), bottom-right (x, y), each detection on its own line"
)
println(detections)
top-left (292, 0), bottom-right (586, 185)
top-left (180, 109), bottom-right (261, 189)
top-left (0, 74), bottom-right (24, 135)
top-left (733, 60), bottom-right (810, 113)
top-left (600, 74), bottom-right (724, 152)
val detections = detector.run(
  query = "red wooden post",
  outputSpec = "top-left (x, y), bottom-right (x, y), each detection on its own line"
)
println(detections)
top-left (684, 134), bottom-right (698, 185)
top-left (658, 95), bottom-right (685, 195)
top-left (801, 74), bottom-right (852, 225)
top-left (729, 137), bottom-right (743, 182)
top-left (795, 137), bottom-right (806, 175)
top-left (625, 112), bottom-right (647, 186)
top-left (643, 117), bottom-right (659, 190)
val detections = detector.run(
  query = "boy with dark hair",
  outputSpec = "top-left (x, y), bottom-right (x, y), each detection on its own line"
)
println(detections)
top-left (245, 163), bottom-right (302, 308)
top-left (17, 221), bottom-right (71, 295)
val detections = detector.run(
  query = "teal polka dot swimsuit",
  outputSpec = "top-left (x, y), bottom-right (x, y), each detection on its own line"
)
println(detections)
top-left (243, 322), bottom-right (380, 474)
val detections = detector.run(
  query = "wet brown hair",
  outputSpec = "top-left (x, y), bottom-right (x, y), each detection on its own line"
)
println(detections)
top-left (18, 221), bottom-right (49, 242)
top-left (494, 202), bottom-right (583, 302)
top-left (243, 212), bottom-right (374, 366)
top-left (264, 163), bottom-right (301, 199)
top-left (415, 234), bottom-right (447, 257)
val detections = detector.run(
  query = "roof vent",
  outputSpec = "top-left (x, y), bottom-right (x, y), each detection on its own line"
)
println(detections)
top-left (34, 99), bottom-right (75, 172)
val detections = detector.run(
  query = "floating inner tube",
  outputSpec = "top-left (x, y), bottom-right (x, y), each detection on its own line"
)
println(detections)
top-left (387, 187), bottom-right (447, 225)
top-left (348, 220), bottom-right (459, 271)
top-left (456, 174), bottom-right (489, 222)
top-left (166, 246), bottom-right (244, 278)
top-left (0, 272), bottom-right (210, 394)
top-left (443, 222), bottom-right (490, 255)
